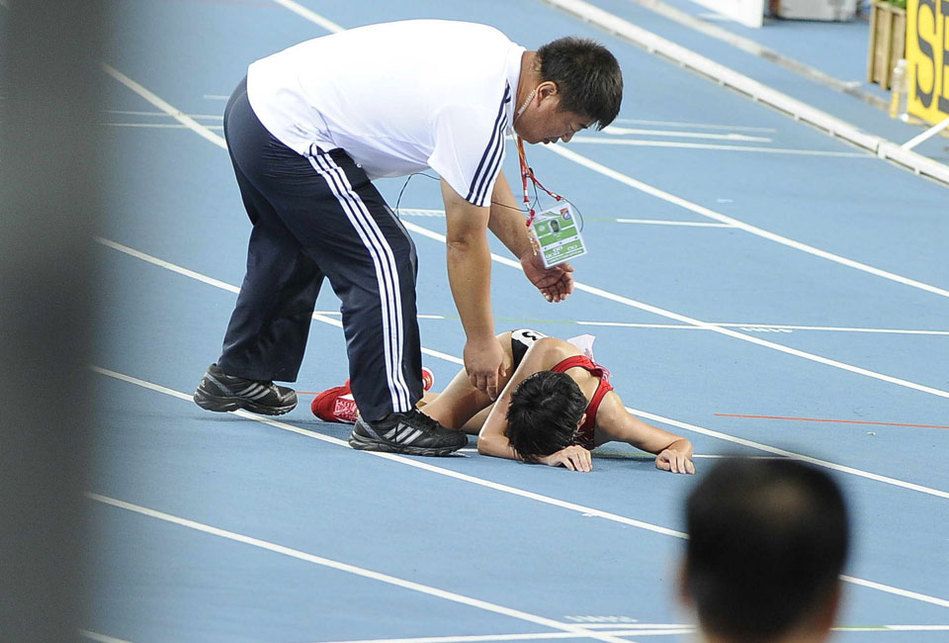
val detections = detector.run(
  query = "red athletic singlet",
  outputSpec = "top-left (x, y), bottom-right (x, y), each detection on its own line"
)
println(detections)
top-left (550, 355), bottom-right (613, 450)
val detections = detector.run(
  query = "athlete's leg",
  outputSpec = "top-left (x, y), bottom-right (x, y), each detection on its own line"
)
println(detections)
top-left (422, 331), bottom-right (515, 430)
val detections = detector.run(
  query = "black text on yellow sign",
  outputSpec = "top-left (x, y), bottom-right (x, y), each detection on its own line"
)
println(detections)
top-left (907, 0), bottom-right (949, 123)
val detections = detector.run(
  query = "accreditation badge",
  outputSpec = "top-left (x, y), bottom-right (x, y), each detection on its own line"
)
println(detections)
top-left (528, 202), bottom-right (587, 268)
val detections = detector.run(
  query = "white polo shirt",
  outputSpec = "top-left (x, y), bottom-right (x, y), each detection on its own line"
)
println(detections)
top-left (247, 20), bottom-right (524, 207)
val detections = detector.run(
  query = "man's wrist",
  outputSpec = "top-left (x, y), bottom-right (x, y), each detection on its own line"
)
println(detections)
top-left (465, 330), bottom-right (496, 346)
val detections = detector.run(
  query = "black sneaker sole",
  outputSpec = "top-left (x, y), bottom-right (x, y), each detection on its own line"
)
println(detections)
top-left (348, 430), bottom-right (465, 456)
top-left (193, 390), bottom-right (297, 416)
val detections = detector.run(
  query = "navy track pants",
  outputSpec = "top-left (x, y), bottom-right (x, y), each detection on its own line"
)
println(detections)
top-left (217, 78), bottom-right (422, 421)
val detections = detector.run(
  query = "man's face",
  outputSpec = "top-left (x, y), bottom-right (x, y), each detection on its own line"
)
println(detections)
top-left (537, 108), bottom-right (592, 145)
top-left (515, 88), bottom-right (593, 145)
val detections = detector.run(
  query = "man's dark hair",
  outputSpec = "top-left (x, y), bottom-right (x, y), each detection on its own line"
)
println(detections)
top-left (505, 371), bottom-right (586, 462)
top-left (685, 458), bottom-right (850, 641)
top-left (537, 37), bottom-right (623, 130)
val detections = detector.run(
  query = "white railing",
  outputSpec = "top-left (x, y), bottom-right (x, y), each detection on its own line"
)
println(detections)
top-left (542, 0), bottom-right (949, 186)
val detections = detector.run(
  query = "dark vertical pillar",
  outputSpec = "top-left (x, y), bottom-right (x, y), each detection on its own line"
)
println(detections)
top-left (0, 1), bottom-right (107, 640)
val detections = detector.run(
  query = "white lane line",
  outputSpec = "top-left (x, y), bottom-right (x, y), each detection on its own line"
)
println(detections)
top-left (396, 209), bottom-right (448, 217)
top-left (95, 237), bottom-right (238, 293)
top-left (840, 576), bottom-right (949, 610)
top-left (79, 631), bottom-right (135, 643)
top-left (94, 237), bottom-right (458, 366)
top-left (103, 123), bottom-right (223, 131)
top-left (543, 144), bottom-right (949, 300)
top-left (301, 622), bottom-right (949, 643)
top-left (270, 0), bottom-right (344, 33)
top-left (601, 125), bottom-right (771, 142)
top-left (578, 321), bottom-right (702, 330)
top-left (552, 320), bottom-right (949, 336)
top-left (397, 209), bottom-right (734, 228)
top-left (867, 625), bottom-right (949, 631)
top-left (403, 220), bottom-right (949, 401)
top-left (91, 366), bottom-right (949, 608)
top-left (303, 629), bottom-right (686, 643)
top-left (104, 109), bottom-right (222, 120)
top-left (564, 623), bottom-right (681, 630)
top-left (615, 219), bottom-right (732, 227)
top-left (102, 64), bottom-right (227, 151)
top-left (421, 346), bottom-right (464, 366)
top-left (626, 407), bottom-right (949, 500)
top-left (420, 317), bottom-right (949, 337)
top-left (702, 323), bottom-right (949, 336)
top-left (299, 622), bottom-right (949, 643)
top-left (612, 118), bottom-right (777, 133)
top-left (87, 493), bottom-right (635, 643)
top-left (568, 137), bottom-right (864, 157)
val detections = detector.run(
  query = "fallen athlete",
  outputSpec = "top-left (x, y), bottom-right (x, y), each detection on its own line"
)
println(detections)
top-left (313, 329), bottom-right (694, 473)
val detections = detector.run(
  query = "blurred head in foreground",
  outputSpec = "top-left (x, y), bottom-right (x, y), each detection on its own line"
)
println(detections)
top-left (681, 458), bottom-right (850, 643)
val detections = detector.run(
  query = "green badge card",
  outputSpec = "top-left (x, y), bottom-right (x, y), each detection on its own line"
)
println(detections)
top-left (530, 202), bottom-right (587, 267)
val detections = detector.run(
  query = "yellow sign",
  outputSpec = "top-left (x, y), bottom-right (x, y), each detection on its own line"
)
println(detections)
top-left (907, 0), bottom-right (949, 123)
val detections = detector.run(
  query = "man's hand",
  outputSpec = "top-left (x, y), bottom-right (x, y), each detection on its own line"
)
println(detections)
top-left (463, 334), bottom-right (506, 399)
top-left (656, 448), bottom-right (695, 474)
top-left (539, 445), bottom-right (593, 472)
top-left (521, 252), bottom-right (574, 303)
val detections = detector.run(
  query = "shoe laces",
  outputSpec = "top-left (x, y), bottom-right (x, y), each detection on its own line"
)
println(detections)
top-left (408, 408), bottom-right (440, 431)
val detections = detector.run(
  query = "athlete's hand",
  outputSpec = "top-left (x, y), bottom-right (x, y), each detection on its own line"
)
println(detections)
top-left (539, 445), bottom-right (593, 472)
top-left (656, 448), bottom-right (695, 474)
top-left (521, 253), bottom-right (574, 303)
top-left (464, 334), bottom-right (506, 400)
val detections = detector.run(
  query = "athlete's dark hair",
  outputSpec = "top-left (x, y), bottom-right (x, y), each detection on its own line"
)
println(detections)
top-left (685, 458), bottom-right (850, 642)
top-left (537, 37), bottom-right (623, 130)
top-left (505, 371), bottom-right (586, 463)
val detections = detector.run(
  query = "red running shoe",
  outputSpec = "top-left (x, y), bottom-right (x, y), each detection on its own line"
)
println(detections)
top-left (421, 367), bottom-right (435, 392)
top-left (311, 381), bottom-right (358, 424)
top-left (312, 368), bottom-right (435, 423)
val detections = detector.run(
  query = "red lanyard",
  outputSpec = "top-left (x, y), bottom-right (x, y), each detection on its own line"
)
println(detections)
top-left (516, 136), bottom-right (563, 227)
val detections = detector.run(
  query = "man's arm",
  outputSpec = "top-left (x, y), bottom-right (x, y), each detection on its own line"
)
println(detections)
top-left (486, 171), bottom-right (534, 257)
top-left (487, 171), bottom-right (575, 303)
top-left (595, 393), bottom-right (695, 474)
top-left (441, 179), bottom-right (505, 399)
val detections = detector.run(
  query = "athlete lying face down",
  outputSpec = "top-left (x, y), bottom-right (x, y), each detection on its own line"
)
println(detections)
top-left (313, 329), bottom-right (694, 473)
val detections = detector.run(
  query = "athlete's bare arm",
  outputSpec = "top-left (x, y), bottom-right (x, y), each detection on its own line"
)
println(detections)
top-left (593, 394), bottom-right (695, 474)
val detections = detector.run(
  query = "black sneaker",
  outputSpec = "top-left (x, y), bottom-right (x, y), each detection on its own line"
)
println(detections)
top-left (349, 408), bottom-right (467, 456)
top-left (193, 363), bottom-right (297, 416)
